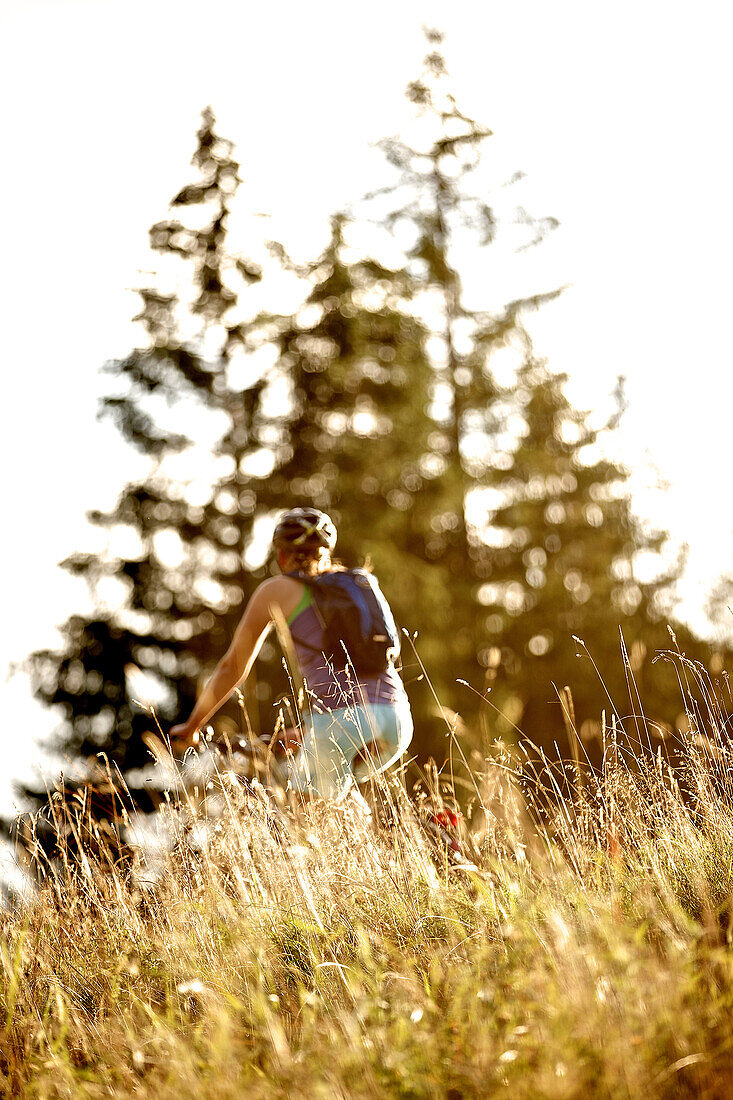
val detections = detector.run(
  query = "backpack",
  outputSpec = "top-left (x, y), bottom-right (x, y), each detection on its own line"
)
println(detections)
top-left (292, 569), bottom-right (401, 675)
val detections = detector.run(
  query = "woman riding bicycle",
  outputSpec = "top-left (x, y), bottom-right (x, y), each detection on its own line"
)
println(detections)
top-left (170, 508), bottom-right (413, 799)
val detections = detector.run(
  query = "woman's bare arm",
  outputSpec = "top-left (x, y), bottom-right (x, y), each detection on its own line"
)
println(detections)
top-left (169, 576), bottom-right (297, 748)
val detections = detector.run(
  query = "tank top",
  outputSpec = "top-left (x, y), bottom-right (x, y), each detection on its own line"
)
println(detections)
top-left (286, 581), bottom-right (407, 710)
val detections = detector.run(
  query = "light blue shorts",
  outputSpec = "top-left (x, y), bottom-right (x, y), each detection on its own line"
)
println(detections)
top-left (287, 700), bottom-right (413, 800)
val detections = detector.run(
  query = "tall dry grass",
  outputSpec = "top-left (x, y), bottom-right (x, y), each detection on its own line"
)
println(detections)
top-left (4, 653), bottom-right (733, 1097)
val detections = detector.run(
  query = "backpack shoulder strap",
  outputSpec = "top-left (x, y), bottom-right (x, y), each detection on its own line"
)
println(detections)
top-left (283, 570), bottom-right (326, 629)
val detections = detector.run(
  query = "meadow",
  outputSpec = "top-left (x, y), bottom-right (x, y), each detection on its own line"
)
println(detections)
top-left (3, 655), bottom-right (733, 1098)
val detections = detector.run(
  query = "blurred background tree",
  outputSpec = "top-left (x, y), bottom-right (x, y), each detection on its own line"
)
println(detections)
top-left (22, 35), bottom-right (722, 829)
top-left (478, 355), bottom-right (696, 754)
top-left (28, 108), bottom-right (268, 810)
top-left (355, 32), bottom-right (563, 740)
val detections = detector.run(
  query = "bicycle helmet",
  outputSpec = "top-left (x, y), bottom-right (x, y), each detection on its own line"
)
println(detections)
top-left (272, 507), bottom-right (337, 551)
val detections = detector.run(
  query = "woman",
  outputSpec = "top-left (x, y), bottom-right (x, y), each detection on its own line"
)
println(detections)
top-left (170, 507), bottom-right (413, 799)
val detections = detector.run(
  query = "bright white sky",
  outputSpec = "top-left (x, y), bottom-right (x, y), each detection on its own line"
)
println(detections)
top-left (0, 0), bottom-right (731, 813)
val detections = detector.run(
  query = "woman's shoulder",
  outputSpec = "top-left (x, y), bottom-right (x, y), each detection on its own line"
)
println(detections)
top-left (249, 574), bottom-right (305, 617)
top-left (255, 574), bottom-right (305, 598)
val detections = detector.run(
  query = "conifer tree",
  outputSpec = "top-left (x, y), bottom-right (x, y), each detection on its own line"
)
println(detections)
top-left (480, 355), bottom-right (687, 749)
top-left (30, 108), bottom-right (267, 798)
top-left (362, 31), bottom-right (562, 713)
top-left (248, 214), bottom-right (467, 705)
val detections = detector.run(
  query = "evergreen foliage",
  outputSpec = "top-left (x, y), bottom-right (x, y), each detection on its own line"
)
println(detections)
top-left (356, 32), bottom-right (564, 720)
top-left (479, 356), bottom-right (691, 750)
top-left (29, 108), bottom-right (269, 792)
